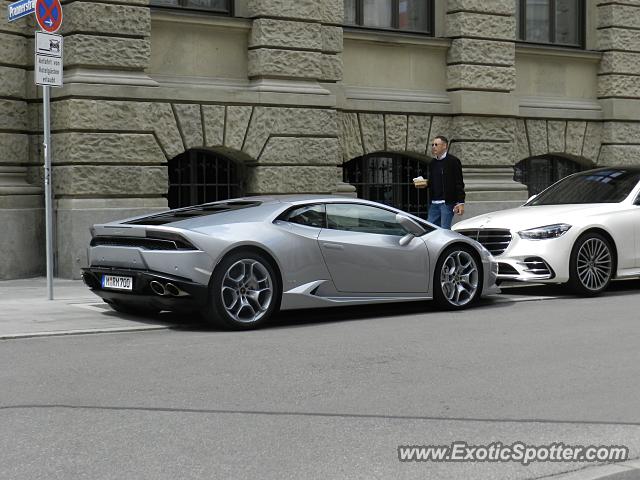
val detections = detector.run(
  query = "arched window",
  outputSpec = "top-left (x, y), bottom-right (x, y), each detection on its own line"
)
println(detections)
top-left (151, 0), bottom-right (232, 15)
top-left (167, 149), bottom-right (242, 209)
top-left (514, 154), bottom-right (590, 197)
top-left (343, 152), bottom-right (430, 218)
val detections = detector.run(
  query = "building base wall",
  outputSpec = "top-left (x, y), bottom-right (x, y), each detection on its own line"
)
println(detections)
top-left (0, 207), bottom-right (45, 280)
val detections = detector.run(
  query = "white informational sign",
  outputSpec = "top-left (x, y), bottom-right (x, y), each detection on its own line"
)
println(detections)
top-left (35, 31), bottom-right (63, 87)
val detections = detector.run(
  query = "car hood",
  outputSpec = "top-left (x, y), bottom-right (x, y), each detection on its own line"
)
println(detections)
top-left (453, 204), bottom-right (620, 231)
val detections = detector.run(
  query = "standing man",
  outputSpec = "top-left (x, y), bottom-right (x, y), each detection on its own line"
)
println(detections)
top-left (424, 136), bottom-right (465, 229)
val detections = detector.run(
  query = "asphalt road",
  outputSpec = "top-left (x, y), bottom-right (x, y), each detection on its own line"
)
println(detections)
top-left (1, 282), bottom-right (640, 480)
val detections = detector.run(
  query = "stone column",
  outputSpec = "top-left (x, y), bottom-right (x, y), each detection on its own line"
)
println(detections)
top-left (245, 0), bottom-right (344, 195)
top-left (597, 2), bottom-right (640, 165)
top-left (445, 0), bottom-right (516, 115)
top-left (247, 0), bottom-right (343, 91)
top-left (0, 167), bottom-right (43, 279)
top-left (61, 0), bottom-right (155, 86)
top-left (444, 1), bottom-right (526, 217)
top-left (0, 2), bottom-right (45, 279)
top-left (449, 117), bottom-right (527, 216)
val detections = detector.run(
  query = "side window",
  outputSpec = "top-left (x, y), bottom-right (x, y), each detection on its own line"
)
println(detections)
top-left (326, 204), bottom-right (406, 236)
top-left (516, 0), bottom-right (584, 48)
top-left (151, 0), bottom-right (233, 15)
top-left (281, 204), bottom-right (326, 228)
top-left (410, 217), bottom-right (435, 233)
top-left (344, 0), bottom-right (434, 35)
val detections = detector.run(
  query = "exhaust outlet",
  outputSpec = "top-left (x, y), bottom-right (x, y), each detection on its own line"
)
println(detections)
top-left (149, 280), bottom-right (166, 296)
top-left (165, 283), bottom-right (181, 296)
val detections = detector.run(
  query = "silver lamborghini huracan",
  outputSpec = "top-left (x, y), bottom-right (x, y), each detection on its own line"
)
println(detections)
top-left (82, 196), bottom-right (499, 329)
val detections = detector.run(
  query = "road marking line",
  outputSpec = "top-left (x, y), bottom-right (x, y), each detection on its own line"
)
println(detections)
top-left (0, 325), bottom-right (171, 340)
top-left (492, 295), bottom-right (562, 303)
top-left (70, 303), bottom-right (110, 312)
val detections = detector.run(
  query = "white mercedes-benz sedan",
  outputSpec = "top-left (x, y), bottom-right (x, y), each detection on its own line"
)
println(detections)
top-left (453, 167), bottom-right (640, 296)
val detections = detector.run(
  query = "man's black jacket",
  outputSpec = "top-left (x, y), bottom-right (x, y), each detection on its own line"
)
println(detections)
top-left (428, 153), bottom-right (465, 204)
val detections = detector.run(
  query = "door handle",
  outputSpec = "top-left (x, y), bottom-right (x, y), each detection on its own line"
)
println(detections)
top-left (322, 243), bottom-right (344, 250)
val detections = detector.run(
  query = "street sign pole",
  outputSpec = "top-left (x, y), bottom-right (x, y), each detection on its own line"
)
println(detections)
top-left (35, 31), bottom-right (62, 300)
top-left (11, 0), bottom-right (63, 299)
top-left (33, 0), bottom-right (63, 299)
top-left (43, 84), bottom-right (53, 300)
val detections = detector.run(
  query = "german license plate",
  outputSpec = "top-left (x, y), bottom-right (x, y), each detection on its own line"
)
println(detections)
top-left (102, 275), bottom-right (133, 291)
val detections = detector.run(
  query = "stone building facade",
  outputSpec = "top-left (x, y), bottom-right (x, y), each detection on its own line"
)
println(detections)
top-left (0, 0), bottom-right (639, 279)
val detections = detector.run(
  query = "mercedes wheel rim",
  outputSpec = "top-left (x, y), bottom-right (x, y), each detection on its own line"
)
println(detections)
top-left (440, 250), bottom-right (479, 306)
top-left (221, 259), bottom-right (273, 323)
top-left (576, 238), bottom-right (612, 291)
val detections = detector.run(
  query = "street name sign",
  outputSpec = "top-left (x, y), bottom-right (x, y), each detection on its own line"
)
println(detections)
top-left (7, 0), bottom-right (35, 22)
top-left (35, 0), bottom-right (62, 33)
top-left (35, 31), bottom-right (63, 87)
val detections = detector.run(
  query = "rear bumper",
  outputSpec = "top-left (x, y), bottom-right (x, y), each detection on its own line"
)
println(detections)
top-left (81, 267), bottom-right (209, 312)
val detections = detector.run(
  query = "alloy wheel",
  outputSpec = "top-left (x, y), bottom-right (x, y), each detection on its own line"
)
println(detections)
top-left (575, 237), bottom-right (612, 291)
top-left (221, 259), bottom-right (273, 324)
top-left (439, 250), bottom-right (479, 307)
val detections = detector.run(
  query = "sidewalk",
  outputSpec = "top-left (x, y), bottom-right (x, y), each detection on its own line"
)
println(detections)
top-left (0, 277), bottom-right (565, 340)
top-left (0, 277), bottom-right (178, 339)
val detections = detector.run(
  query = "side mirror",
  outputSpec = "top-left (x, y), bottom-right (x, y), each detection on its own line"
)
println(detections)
top-left (396, 213), bottom-right (426, 236)
top-left (396, 214), bottom-right (426, 246)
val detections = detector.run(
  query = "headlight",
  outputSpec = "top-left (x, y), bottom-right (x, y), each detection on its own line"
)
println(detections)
top-left (518, 223), bottom-right (571, 240)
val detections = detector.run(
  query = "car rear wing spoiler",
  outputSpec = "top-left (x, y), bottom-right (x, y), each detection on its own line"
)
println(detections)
top-left (91, 224), bottom-right (147, 238)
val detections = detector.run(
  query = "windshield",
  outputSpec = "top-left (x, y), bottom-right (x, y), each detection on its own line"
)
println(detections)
top-left (527, 168), bottom-right (640, 205)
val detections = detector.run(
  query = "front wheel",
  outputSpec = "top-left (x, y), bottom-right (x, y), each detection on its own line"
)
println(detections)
top-left (433, 245), bottom-right (482, 310)
top-left (567, 232), bottom-right (613, 296)
top-left (205, 251), bottom-right (280, 330)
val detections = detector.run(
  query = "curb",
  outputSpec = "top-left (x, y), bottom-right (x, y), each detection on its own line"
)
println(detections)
top-left (0, 325), bottom-right (171, 340)
top-left (548, 460), bottom-right (640, 480)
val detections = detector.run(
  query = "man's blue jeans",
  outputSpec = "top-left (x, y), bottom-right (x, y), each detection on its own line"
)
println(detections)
top-left (428, 202), bottom-right (455, 229)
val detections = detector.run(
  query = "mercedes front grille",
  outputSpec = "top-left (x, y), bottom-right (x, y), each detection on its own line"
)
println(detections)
top-left (456, 229), bottom-right (512, 256)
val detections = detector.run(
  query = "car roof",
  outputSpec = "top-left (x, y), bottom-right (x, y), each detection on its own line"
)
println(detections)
top-left (120, 195), bottom-right (399, 227)
top-left (581, 166), bottom-right (640, 174)
top-left (235, 194), bottom-right (379, 205)
top-left (208, 194), bottom-right (399, 209)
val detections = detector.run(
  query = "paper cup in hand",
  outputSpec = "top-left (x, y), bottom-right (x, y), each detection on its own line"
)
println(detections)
top-left (413, 179), bottom-right (427, 188)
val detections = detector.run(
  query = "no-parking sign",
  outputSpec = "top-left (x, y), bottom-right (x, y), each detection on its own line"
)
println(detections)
top-left (35, 0), bottom-right (62, 33)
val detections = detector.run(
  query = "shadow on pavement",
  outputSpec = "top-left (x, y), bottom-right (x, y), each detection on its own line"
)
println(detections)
top-left (154, 300), bottom-right (440, 332)
top-left (99, 278), bottom-right (640, 333)
top-left (268, 300), bottom-right (438, 329)
top-left (498, 278), bottom-right (640, 298)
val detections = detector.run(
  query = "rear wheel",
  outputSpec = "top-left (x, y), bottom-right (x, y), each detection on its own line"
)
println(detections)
top-left (567, 232), bottom-right (613, 296)
top-left (433, 245), bottom-right (482, 310)
top-left (205, 250), bottom-right (280, 330)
